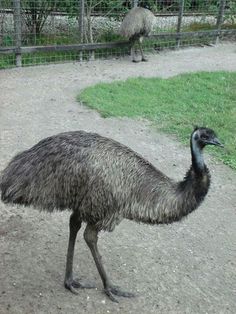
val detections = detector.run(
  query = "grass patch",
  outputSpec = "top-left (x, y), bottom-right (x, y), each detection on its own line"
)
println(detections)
top-left (184, 22), bottom-right (236, 32)
top-left (0, 31), bottom-right (128, 69)
top-left (78, 71), bottom-right (236, 170)
top-left (0, 46), bottom-right (130, 69)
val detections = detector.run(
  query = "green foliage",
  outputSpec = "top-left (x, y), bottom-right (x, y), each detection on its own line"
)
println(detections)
top-left (96, 30), bottom-right (123, 42)
top-left (22, 0), bottom-right (58, 37)
top-left (21, 51), bottom-right (78, 66)
top-left (1, 35), bottom-right (14, 46)
top-left (224, 0), bottom-right (236, 24)
top-left (185, 21), bottom-right (236, 31)
top-left (78, 71), bottom-right (236, 169)
top-left (0, 54), bottom-right (16, 68)
top-left (184, 0), bottom-right (218, 11)
top-left (21, 33), bottom-right (79, 46)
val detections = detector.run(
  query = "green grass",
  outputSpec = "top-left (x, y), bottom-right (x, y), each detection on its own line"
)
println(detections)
top-left (0, 32), bottom-right (128, 69)
top-left (183, 22), bottom-right (236, 32)
top-left (78, 71), bottom-right (236, 170)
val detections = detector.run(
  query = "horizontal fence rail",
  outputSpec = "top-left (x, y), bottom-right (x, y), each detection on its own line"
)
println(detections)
top-left (0, 0), bottom-right (235, 68)
top-left (1, 30), bottom-right (236, 55)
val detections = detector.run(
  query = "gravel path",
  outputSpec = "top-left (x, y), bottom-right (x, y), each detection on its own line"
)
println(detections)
top-left (0, 43), bottom-right (236, 314)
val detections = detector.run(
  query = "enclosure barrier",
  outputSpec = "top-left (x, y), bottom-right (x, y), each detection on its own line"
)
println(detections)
top-left (0, 0), bottom-right (235, 68)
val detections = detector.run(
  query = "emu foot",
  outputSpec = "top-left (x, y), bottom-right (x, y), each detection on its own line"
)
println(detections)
top-left (104, 285), bottom-right (135, 303)
top-left (141, 57), bottom-right (148, 62)
top-left (65, 278), bottom-right (95, 294)
top-left (132, 59), bottom-right (140, 63)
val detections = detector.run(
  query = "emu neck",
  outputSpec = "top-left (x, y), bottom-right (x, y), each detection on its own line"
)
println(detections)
top-left (126, 166), bottom-right (210, 226)
top-left (191, 134), bottom-right (205, 174)
top-left (125, 134), bottom-right (210, 225)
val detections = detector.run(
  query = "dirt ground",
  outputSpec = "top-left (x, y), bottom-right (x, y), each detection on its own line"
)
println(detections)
top-left (0, 43), bottom-right (236, 314)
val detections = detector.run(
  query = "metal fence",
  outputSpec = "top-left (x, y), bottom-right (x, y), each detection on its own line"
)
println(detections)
top-left (0, 0), bottom-right (235, 68)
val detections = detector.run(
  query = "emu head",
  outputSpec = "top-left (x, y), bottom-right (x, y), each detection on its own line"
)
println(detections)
top-left (192, 127), bottom-right (224, 150)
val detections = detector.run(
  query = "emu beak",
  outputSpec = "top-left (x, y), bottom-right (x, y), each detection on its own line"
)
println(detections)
top-left (210, 137), bottom-right (224, 148)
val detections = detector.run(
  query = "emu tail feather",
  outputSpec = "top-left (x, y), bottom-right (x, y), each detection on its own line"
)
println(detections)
top-left (0, 151), bottom-right (63, 212)
top-left (0, 165), bottom-right (30, 206)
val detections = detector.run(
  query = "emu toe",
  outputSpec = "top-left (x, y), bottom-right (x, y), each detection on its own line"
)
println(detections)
top-left (104, 285), bottom-right (135, 303)
top-left (65, 278), bottom-right (95, 294)
top-left (141, 57), bottom-right (148, 62)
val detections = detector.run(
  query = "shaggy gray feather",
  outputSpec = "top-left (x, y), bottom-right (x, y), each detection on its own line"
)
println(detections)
top-left (0, 128), bottom-right (219, 233)
top-left (120, 7), bottom-right (155, 40)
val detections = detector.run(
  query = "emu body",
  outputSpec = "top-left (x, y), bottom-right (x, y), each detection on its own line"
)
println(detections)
top-left (120, 7), bottom-right (155, 62)
top-left (0, 127), bottom-right (222, 302)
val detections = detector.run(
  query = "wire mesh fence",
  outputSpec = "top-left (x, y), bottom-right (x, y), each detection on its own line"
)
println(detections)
top-left (0, 0), bottom-right (235, 68)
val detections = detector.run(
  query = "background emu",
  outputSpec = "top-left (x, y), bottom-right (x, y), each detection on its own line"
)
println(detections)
top-left (0, 127), bottom-right (222, 302)
top-left (120, 6), bottom-right (155, 62)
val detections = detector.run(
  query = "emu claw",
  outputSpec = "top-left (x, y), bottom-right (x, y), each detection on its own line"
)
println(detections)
top-left (104, 288), bottom-right (119, 303)
top-left (72, 278), bottom-right (95, 289)
top-left (104, 285), bottom-right (135, 303)
top-left (65, 278), bottom-right (95, 294)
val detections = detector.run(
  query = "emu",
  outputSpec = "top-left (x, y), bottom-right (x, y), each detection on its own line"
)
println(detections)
top-left (120, 6), bottom-right (155, 62)
top-left (0, 127), bottom-right (223, 302)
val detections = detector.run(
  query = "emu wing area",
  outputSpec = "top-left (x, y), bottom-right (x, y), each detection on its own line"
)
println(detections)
top-left (120, 7), bottom-right (155, 40)
top-left (0, 131), bottom-right (168, 228)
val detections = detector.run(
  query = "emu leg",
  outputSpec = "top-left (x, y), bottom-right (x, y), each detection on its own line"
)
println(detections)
top-left (131, 46), bottom-right (138, 63)
top-left (64, 212), bottom-right (94, 294)
top-left (130, 40), bottom-right (140, 63)
top-left (84, 223), bottom-right (135, 303)
top-left (138, 39), bottom-right (148, 62)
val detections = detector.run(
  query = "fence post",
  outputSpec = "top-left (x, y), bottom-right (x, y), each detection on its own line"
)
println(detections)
top-left (0, 0), bottom-right (4, 46)
top-left (79, 0), bottom-right (85, 61)
top-left (13, 0), bottom-right (22, 67)
top-left (176, 0), bottom-right (184, 49)
top-left (216, 0), bottom-right (226, 44)
top-left (79, 0), bottom-right (84, 42)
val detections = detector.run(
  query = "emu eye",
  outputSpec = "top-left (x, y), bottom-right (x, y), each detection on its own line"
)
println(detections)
top-left (201, 135), bottom-right (208, 140)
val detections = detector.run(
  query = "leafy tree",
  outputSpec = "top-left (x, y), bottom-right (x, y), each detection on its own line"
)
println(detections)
top-left (22, 0), bottom-right (58, 35)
